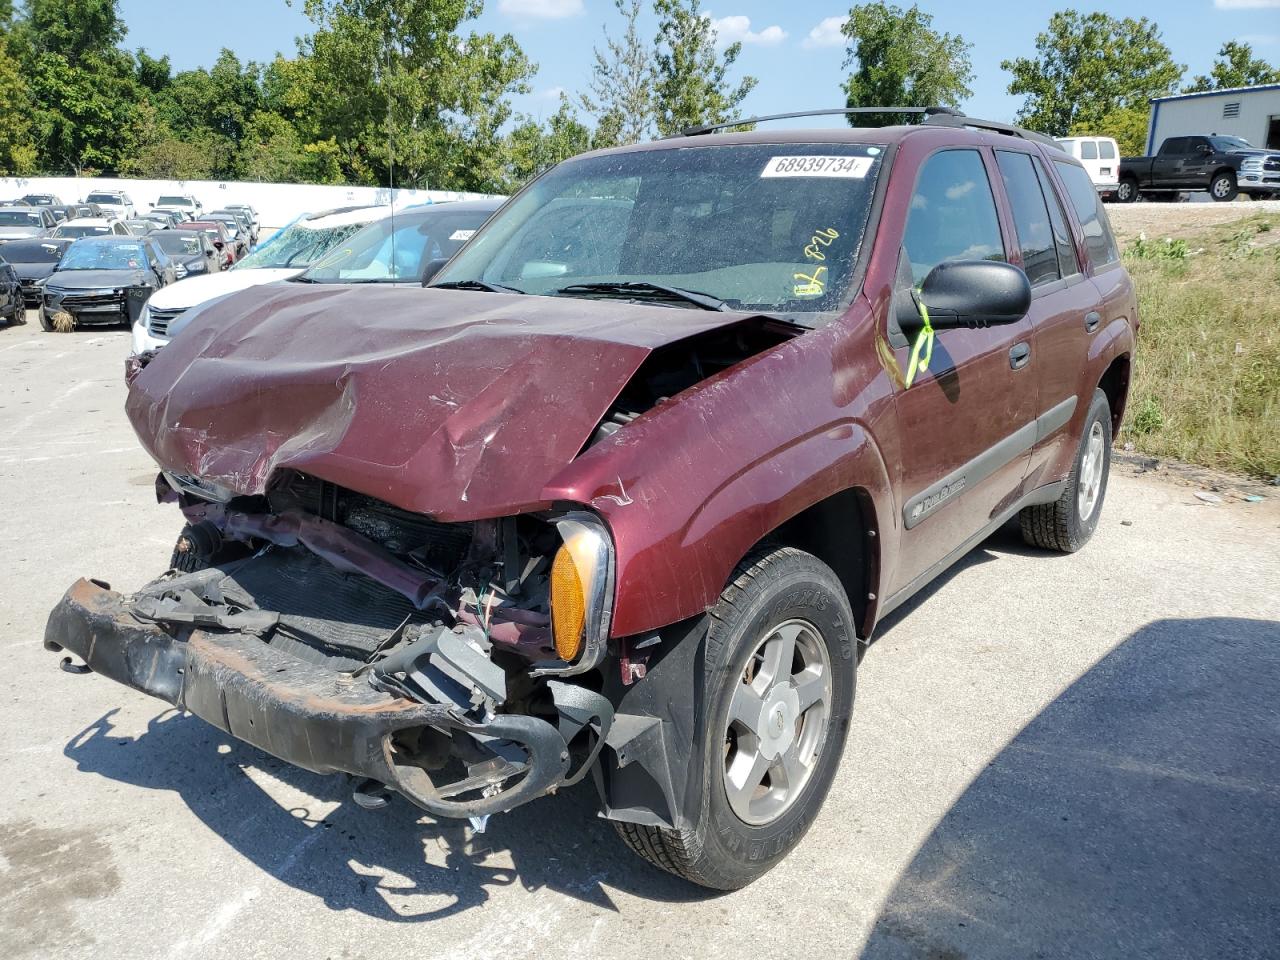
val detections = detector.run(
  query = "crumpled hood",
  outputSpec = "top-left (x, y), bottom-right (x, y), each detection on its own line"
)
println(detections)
top-left (128, 283), bottom-right (765, 520)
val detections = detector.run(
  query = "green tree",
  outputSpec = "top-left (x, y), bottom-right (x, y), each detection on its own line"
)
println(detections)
top-left (1185, 41), bottom-right (1280, 92)
top-left (651, 0), bottom-right (756, 137)
top-left (581, 0), bottom-right (653, 147)
top-left (299, 0), bottom-right (534, 191)
top-left (0, 37), bottom-right (37, 174)
top-left (1002, 11), bottom-right (1183, 136)
top-left (507, 95), bottom-right (592, 185)
top-left (840, 2), bottom-right (973, 127)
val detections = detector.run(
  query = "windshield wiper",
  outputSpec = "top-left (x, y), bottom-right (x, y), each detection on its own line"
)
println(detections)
top-left (551, 281), bottom-right (730, 311)
top-left (430, 278), bottom-right (524, 294)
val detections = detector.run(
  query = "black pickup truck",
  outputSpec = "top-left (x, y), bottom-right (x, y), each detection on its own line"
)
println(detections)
top-left (1117, 135), bottom-right (1280, 202)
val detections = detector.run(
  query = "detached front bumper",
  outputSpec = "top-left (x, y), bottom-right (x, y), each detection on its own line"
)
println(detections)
top-left (45, 578), bottom-right (594, 819)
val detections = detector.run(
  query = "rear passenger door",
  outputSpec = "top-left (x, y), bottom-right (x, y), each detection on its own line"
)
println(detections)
top-left (995, 149), bottom-right (1100, 483)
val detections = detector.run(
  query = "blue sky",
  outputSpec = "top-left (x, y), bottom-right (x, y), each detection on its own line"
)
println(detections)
top-left (117, 0), bottom-right (1278, 126)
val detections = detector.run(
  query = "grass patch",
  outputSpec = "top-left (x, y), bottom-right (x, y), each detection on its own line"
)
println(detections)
top-left (1122, 213), bottom-right (1280, 477)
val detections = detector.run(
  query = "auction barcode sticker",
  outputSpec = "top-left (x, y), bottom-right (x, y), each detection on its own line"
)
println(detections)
top-left (760, 156), bottom-right (873, 178)
top-left (449, 229), bottom-right (477, 241)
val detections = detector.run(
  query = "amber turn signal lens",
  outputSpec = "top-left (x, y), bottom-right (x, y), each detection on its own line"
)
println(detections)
top-left (550, 545), bottom-right (586, 662)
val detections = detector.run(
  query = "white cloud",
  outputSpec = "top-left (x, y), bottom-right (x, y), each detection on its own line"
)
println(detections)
top-left (709, 15), bottom-right (788, 47)
top-left (1239, 32), bottom-right (1279, 44)
top-left (802, 15), bottom-right (849, 49)
top-left (534, 85), bottom-right (567, 100)
top-left (498, 0), bottom-right (584, 19)
top-left (1213, 0), bottom-right (1280, 8)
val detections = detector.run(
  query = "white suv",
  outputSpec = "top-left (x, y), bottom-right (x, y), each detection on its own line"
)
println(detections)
top-left (84, 190), bottom-right (136, 219)
top-left (1056, 137), bottom-right (1121, 199)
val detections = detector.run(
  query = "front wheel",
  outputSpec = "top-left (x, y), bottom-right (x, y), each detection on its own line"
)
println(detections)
top-left (1116, 178), bottom-right (1139, 203)
top-left (614, 546), bottom-right (857, 889)
top-left (1209, 172), bottom-right (1238, 202)
top-left (1020, 389), bottom-right (1112, 553)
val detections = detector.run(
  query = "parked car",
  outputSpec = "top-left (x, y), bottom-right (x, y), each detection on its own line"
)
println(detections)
top-left (0, 238), bottom-right (72, 308)
top-left (0, 206), bottom-right (58, 240)
top-left (83, 190), bottom-right (136, 219)
top-left (1117, 134), bottom-right (1280, 202)
top-left (151, 229), bottom-right (220, 281)
top-left (152, 206), bottom-right (193, 223)
top-left (20, 193), bottom-right (61, 206)
top-left (182, 220), bottom-right (238, 267)
top-left (0, 256), bottom-right (24, 324)
top-left (209, 209), bottom-right (257, 246)
top-left (152, 194), bottom-right (203, 219)
top-left (53, 108), bottom-right (1136, 889)
top-left (201, 214), bottom-right (250, 259)
top-left (52, 217), bottom-right (132, 239)
top-left (142, 210), bottom-right (182, 230)
top-left (295, 199), bottom-right (502, 284)
top-left (224, 203), bottom-right (260, 236)
top-left (131, 204), bottom-right (390, 355)
top-left (1056, 136), bottom-right (1120, 199)
top-left (48, 206), bottom-right (74, 224)
top-left (40, 235), bottom-right (173, 330)
top-left (125, 219), bottom-right (158, 236)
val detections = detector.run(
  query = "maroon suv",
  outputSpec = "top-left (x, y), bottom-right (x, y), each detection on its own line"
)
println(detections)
top-left (45, 108), bottom-right (1135, 889)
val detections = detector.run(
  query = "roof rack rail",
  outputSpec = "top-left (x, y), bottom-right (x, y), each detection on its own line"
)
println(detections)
top-left (678, 105), bottom-right (1061, 150)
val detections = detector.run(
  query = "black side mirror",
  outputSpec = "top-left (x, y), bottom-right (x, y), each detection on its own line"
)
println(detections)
top-left (421, 258), bottom-right (449, 286)
top-left (913, 260), bottom-right (1031, 330)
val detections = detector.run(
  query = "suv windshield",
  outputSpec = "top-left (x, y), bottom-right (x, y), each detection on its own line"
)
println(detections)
top-left (0, 211), bottom-right (41, 226)
top-left (55, 225), bottom-right (110, 238)
top-left (300, 207), bottom-right (496, 282)
top-left (235, 221), bottom-right (371, 270)
top-left (59, 240), bottom-right (146, 271)
top-left (86, 193), bottom-right (122, 204)
top-left (1208, 136), bottom-right (1252, 152)
top-left (157, 196), bottom-right (191, 207)
top-left (154, 232), bottom-right (203, 256)
top-left (434, 143), bottom-right (884, 319)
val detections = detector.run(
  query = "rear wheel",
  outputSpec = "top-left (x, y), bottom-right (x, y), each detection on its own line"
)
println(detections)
top-left (614, 546), bottom-right (857, 889)
top-left (169, 522), bottom-right (248, 572)
top-left (1209, 171), bottom-right (1238, 202)
top-left (1116, 177), bottom-right (1139, 203)
top-left (1020, 389), bottom-right (1112, 553)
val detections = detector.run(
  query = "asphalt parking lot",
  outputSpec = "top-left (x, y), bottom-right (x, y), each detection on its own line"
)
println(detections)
top-left (2, 321), bottom-right (1278, 960)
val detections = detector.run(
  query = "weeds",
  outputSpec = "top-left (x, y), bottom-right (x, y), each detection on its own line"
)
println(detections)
top-left (1121, 213), bottom-right (1280, 477)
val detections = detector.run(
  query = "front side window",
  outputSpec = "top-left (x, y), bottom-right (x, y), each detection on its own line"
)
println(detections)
top-left (902, 149), bottom-right (1005, 285)
top-left (996, 151), bottom-right (1059, 287)
top-left (1054, 161), bottom-right (1120, 270)
top-left (435, 142), bottom-right (886, 320)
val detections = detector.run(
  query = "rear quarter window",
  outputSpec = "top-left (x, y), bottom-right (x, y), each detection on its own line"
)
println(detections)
top-left (1080, 141), bottom-right (1098, 160)
top-left (1053, 161), bottom-right (1120, 270)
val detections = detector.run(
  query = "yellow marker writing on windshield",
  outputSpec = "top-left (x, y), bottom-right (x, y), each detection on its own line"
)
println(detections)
top-left (793, 266), bottom-right (827, 297)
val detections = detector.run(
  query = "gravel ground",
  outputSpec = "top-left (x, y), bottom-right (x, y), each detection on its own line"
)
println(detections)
top-left (1107, 198), bottom-right (1280, 241)
top-left (2, 324), bottom-right (1278, 960)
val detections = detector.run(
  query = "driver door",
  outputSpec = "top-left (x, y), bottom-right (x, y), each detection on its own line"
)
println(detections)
top-left (887, 147), bottom-right (1038, 597)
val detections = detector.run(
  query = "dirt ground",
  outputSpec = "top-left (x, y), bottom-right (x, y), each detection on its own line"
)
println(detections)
top-left (1106, 197), bottom-right (1280, 242)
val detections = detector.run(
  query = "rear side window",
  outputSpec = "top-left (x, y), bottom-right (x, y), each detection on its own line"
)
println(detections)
top-left (1032, 156), bottom-right (1080, 279)
top-left (996, 151), bottom-right (1059, 287)
top-left (1159, 138), bottom-right (1185, 156)
top-left (903, 149), bottom-right (1005, 284)
top-left (1053, 161), bottom-right (1119, 270)
top-left (1080, 141), bottom-right (1098, 160)
top-left (1099, 140), bottom-right (1116, 160)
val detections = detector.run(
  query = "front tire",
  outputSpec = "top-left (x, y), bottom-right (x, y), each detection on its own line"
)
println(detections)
top-left (1020, 389), bottom-right (1112, 553)
top-left (614, 546), bottom-right (857, 889)
top-left (1209, 171), bottom-right (1238, 202)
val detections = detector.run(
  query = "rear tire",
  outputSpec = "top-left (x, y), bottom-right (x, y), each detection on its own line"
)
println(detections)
top-left (1116, 177), bottom-right (1139, 203)
top-left (614, 546), bottom-right (857, 890)
top-left (1020, 389), bottom-right (1112, 553)
top-left (169, 523), bottom-right (247, 572)
top-left (1209, 172), bottom-right (1238, 202)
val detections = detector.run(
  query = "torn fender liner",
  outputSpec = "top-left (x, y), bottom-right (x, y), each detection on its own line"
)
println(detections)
top-left (128, 284), bottom-right (764, 520)
top-left (45, 579), bottom-right (572, 818)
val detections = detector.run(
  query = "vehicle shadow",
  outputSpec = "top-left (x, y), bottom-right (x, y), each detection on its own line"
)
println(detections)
top-left (859, 616), bottom-right (1280, 960)
top-left (64, 709), bottom-right (712, 922)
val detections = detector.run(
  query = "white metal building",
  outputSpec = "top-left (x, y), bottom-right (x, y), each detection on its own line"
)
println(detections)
top-left (1145, 83), bottom-right (1280, 154)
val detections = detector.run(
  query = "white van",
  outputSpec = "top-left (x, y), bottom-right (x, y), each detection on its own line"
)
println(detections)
top-left (1056, 137), bottom-right (1121, 198)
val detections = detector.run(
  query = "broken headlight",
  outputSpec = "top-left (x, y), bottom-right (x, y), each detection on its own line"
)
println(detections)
top-left (537, 512), bottom-right (613, 677)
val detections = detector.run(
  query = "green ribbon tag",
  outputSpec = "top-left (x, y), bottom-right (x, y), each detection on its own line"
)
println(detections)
top-left (904, 293), bottom-right (934, 388)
